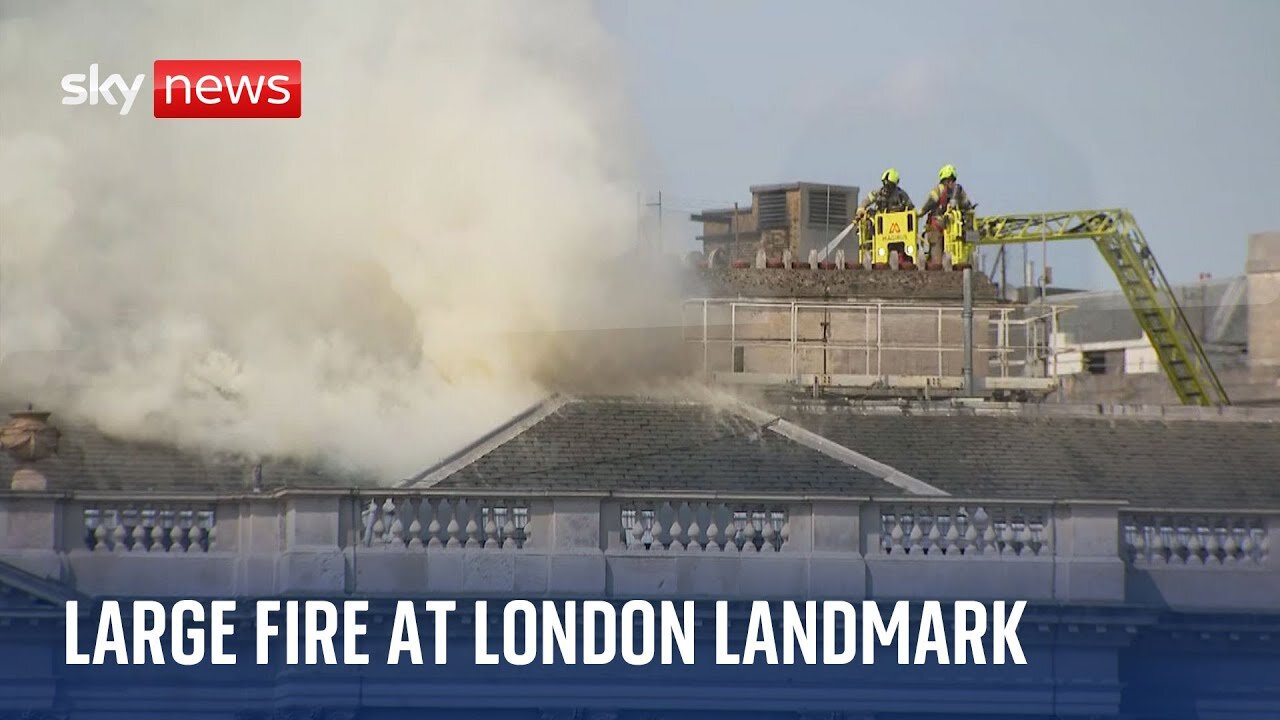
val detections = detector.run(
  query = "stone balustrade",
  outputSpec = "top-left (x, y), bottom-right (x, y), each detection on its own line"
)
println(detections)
top-left (1122, 512), bottom-right (1270, 566)
top-left (358, 495), bottom-right (531, 550)
top-left (618, 499), bottom-right (790, 552)
top-left (0, 489), bottom-right (1275, 612)
top-left (81, 503), bottom-right (218, 553)
top-left (878, 502), bottom-right (1052, 558)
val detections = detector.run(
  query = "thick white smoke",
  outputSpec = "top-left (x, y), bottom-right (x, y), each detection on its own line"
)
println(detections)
top-left (0, 1), bottom-right (672, 480)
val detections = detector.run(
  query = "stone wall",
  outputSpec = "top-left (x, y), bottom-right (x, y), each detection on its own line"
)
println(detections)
top-left (1, 490), bottom-right (1275, 613)
top-left (1247, 231), bottom-right (1280, 368)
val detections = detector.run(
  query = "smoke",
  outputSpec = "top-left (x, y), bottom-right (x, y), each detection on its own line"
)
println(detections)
top-left (0, 0), bottom-right (682, 480)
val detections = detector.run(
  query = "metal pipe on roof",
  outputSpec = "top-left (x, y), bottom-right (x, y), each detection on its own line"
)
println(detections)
top-left (963, 267), bottom-right (975, 396)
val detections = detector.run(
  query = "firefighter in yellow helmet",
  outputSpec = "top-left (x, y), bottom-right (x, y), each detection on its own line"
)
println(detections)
top-left (856, 168), bottom-right (915, 221)
top-left (918, 164), bottom-right (975, 266)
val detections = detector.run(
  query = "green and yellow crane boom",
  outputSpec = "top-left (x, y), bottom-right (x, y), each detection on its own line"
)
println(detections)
top-left (973, 209), bottom-right (1230, 407)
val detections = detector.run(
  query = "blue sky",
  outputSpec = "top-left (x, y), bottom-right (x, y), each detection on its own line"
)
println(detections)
top-left (599, 0), bottom-right (1280, 288)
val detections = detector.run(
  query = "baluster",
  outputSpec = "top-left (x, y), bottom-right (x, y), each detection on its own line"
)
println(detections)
top-left (512, 505), bottom-right (529, 547)
top-left (651, 503), bottom-right (668, 550)
top-left (1238, 527), bottom-right (1255, 565)
top-left (669, 502), bottom-right (686, 551)
top-left (945, 511), bottom-right (961, 556)
top-left (999, 516), bottom-right (1017, 557)
top-left (1173, 523), bottom-right (1192, 565)
top-left (705, 503), bottom-right (723, 552)
top-left (1224, 524), bottom-right (1237, 563)
top-left (407, 497), bottom-right (424, 550)
top-left (484, 505), bottom-right (500, 549)
top-left (961, 510), bottom-right (978, 556)
top-left (1035, 519), bottom-right (1051, 556)
top-left (128, 521), bottom-right (146, 554)
top-left (888, 514), bottom-right (905, 555)
top-left (501, 503), bottom-right (517, 550)
top-left (760, 511), bottom-right (777, 554)
top-left (109, 509), bottom-right (126, 552)
top-left (906, 513), bottom-right (923, 554)
top-left (742, 512), bottom-right (758, 553)
top-left (686, 503), bottom-right (703, 552)
top-left (926, 513), bottom-right (943, 555)
top-left (445, 500), bottom-right (463, 549)
top-left (975, 507), bottom-right (994, 555)
top-left (170, 511), bottom-right (188, 554)
top-left (379, 497), bottom-right (394, 546)
top-left (737, 504), bottom-right (752, 548)
top-left (464, 500), bottom-right (482, 548)
top-left (206, 515), bottom-right (218, 552)
top-left (1012, 517), bottom-right (1030, 558)
top-left (142, 509), bottom-right (160, 552)
top-left (149, 507), bottom-right (167, 550)
top-left (91, 518), bottom-right (107, 552)
top-left (779, 513), bottom-right (790, 551)
top-left (426, 499), bottom-right (444, 548)
top-left (1204, 525), bottom-right (1222, 565)
top-left (1149, 523), bottom-right (1167, 564)
top-left (366, 499), bottom-right (383, 547)
top-left (384, 497), bottom-right (403, 549)
top-left (1186, 524), bottom-right (1205, 565)
top-left (1128, 524), bottom-right (1146, 564)
top-left (630, 506), bottom-right (648, 551)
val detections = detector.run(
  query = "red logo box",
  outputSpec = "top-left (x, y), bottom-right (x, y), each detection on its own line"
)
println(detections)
top-left (153, 60), bottom-right (301, 119)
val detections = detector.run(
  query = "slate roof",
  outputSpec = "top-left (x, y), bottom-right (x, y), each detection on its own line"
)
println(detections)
top-left (421, 396), bottom-right (894, 495)
top-left (7, 395), bottom-right (1278, 509)
top-left (0, 560), bottom-right (85, 618)
top-left (784, 402), bottom-right (1280, 509)
top-left (0, 405), bottom-right (356, 493)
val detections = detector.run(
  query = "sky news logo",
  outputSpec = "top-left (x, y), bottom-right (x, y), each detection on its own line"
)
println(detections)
top-left (60, 60), bottom-right (301, 118)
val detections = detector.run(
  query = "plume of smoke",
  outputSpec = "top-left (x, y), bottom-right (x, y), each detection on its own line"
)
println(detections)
top-left (0, 0), bottom-right (681, 480)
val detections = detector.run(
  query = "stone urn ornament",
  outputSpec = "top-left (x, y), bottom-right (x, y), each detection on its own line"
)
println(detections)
top-left (0, 407), bottom-right (61, 490)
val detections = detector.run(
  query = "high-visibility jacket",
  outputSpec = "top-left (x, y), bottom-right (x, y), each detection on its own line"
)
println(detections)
top-left (857, 185), bottom-right (914, 215)
top-left (919, 182), bottom-right (974, 230)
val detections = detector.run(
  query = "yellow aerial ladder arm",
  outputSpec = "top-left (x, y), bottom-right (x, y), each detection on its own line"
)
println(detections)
top-left (972, 209), bottom-right (1230, 407)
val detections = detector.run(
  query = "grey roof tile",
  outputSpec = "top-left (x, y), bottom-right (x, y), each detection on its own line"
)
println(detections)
top-left (786, 405), bottom-right (1280, 509)
top-left (430, 397), bottom-right (891, 495)
top-left (0, 407), bottom-right (359, 493)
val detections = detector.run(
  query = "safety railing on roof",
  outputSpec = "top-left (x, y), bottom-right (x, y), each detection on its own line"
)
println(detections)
top-left (681, 299), bottom-right (1067, 393)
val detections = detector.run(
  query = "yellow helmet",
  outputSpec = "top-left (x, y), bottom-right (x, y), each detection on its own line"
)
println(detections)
top-left (938, 164), bottom-right (957, 181)
top-left (881, 168), bottom-right (900, 185)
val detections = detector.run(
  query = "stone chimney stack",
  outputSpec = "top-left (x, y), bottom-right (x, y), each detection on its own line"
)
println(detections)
top-left (1246, 232), bottom-right (1280, 369)
top-left (0, 407), bottom-right (61, 490)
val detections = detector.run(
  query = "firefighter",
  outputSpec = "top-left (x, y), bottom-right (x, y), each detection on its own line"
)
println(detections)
top-left (918, 164), bottom-right (975, 266)
top-left (856, 168), bottom-right (914, 220)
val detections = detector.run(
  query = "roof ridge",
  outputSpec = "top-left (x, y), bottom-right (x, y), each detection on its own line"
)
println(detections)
top-left (0, 559), bottom-right (88, 606)
top-left (399, 395), bottom-right (570, 489)
top-left (729, 400), bottom-right (949, 497)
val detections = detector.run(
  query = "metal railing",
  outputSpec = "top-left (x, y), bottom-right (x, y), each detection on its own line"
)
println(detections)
top-left (682, 298), bottom-right (1066, 385)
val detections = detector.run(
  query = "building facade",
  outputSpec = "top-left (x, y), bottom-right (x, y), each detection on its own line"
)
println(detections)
top-left (1, 397), bottom-right (1278, 718)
